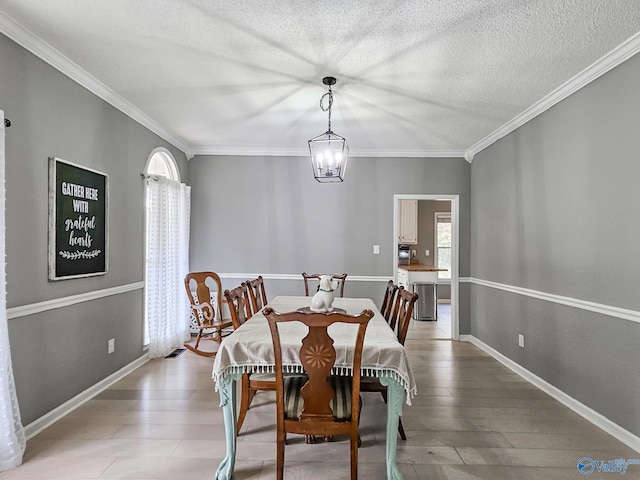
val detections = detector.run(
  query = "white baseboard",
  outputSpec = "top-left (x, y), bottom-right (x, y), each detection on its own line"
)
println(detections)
top-left (460, 335), bottom-right (640, 454)
top-left (24, 354), bottom-right (149, 440)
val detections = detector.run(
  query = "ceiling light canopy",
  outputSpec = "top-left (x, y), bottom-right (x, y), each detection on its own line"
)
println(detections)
top-left (308, 77), bottom-right (349, 183)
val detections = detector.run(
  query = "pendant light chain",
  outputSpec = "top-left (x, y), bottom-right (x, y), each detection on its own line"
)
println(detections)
top-left (320, 86), bottom-right (333, 133)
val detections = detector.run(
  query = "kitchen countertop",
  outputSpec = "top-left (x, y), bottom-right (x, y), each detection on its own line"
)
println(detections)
top-left (398, 264), bottom-right (447, 272)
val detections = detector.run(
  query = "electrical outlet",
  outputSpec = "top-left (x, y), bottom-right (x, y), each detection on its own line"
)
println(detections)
top-left (108, 338), bottom-right (115, 354)
top-left (425, 249), bottom-right (430, 256)
top-left (411, 249), bottom-right (416, 257)
top-left (373, 244), bottom-right (380, 255)
top-left (518, 334), bottom-right (525, 348)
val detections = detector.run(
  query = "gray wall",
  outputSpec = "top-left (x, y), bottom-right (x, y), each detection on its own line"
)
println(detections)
top-left (188, 155), bottom-right (470, 312)
top-left (1, 33), bottom-right (187, 425)
top-left (470, 52), bottom-right (640, 436)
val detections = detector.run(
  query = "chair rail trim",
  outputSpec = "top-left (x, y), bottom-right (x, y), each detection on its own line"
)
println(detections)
top-left (7, 281), bottom-right (144, 319)
top-left (465, 277), bottom-right (640, 325)
top-left (217, 273), bottom-right (389, 282)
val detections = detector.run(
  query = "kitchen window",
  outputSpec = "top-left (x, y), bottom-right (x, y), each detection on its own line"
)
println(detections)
top-left (435, 212), bottom-right (451, 280)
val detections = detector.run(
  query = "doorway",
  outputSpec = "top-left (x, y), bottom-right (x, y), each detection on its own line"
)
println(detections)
top-left (393, 194), bottom-right (460, 340)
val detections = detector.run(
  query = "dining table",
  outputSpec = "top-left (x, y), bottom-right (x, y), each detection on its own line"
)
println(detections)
top-left (212, 295), bottom-right (417, 480)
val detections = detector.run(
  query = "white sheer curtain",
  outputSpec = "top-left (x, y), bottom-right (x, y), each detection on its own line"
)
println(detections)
top-left (1, 111), bottom-right (25, 471)
top-left (145, 176), bottom-right (191, 358)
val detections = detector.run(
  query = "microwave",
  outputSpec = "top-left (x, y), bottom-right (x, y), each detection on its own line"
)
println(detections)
top-left (398, 245), bottom-right (410, 266)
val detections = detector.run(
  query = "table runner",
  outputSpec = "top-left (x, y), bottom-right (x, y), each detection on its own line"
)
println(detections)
top-left (212, 296), bottom-right (416, 404)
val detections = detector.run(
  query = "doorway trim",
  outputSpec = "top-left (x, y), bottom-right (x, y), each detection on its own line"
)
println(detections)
top-left (393, 194), bottom-right (460, 340)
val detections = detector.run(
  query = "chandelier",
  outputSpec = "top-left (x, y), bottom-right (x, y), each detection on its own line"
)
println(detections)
top-left (308, 77), bottom-right (349, 183)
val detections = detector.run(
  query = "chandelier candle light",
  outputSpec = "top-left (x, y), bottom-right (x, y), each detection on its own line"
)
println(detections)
top-left (308, 76), bottom-right (349, 182)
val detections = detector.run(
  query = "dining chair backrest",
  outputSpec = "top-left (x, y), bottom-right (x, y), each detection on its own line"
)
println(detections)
top-left (246, 275), bottom-right (268, 316)
top-left (263, 307), bottom-right (374, 480)
top-left (390, 287), bottom-right (419, 345)
top-left (184, 271), bottom-right (223, 329)
top-left (301, 272), bottom-right (348, 297)
top-left (183, 271), bottom-right (233, 356)
top-left (380, 280), bottom-right (399, 323)
top-left (224, 283), bottom-right (252, 329)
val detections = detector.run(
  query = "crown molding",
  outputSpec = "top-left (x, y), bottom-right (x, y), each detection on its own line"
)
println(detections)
top-left (0, 13), bottom-right (190, 154)
top-left (190, 146), bottom-right (466, 159)
top-left (189, 147), bottom-right (309, 157)
top-left (351, 149), bottom-right (466, 159)
top-left (465, 31), bottom-right (640, 161)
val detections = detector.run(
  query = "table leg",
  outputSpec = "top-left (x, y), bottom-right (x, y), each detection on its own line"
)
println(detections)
top-left (215, 372), bottom-right (241, 480)
top-left (379, 376), bottom-right (404, 480)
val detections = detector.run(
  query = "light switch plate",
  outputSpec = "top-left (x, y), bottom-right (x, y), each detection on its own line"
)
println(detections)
top-left (425, 249), bottom-right (430, 256)
top-left (373, 245), bottom-right (380, 255)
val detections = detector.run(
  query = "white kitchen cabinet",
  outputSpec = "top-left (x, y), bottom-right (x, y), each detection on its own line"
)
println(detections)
top-left (398, 199), bottom-right (418, 244)
top-left (397, 268), bottom-right (409, 288)
top-left (397, 268), bottom-right (438, 288)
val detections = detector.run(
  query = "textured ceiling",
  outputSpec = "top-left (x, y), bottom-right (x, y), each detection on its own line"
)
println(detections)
top-left (1, 1), bottom-right (639, 159)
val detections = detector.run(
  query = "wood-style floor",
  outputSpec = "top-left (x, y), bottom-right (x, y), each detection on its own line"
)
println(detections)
top-left (4, 306), bottom-right (637, 479)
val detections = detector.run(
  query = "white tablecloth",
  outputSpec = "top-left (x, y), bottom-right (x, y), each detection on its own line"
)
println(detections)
top-left (212, 296), bottom-right (416, 404)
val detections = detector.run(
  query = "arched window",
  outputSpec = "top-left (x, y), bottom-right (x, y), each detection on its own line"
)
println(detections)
top-left (143, 148), bottom-right (190, 355)
top-left (144, 147), bottom-right (180, 181)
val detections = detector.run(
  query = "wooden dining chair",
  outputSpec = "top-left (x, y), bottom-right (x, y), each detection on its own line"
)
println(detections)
top-left (224, 284), bottom-right (276, 435)
top-left (361, 286), bottom-right (418, 441)
top-left (246, 275), bottom-right (268, 316)
top-left (223, 283), bottom-right (252, 329)
top-left (183, 271), bottom-right (234, 357)
top-left (394, 287), bottom-right (419, 346)
top-left (264, 307), bottom-right (374, 480)
top-left (301, 272), bottom-right (348, 297)
top-left (380, 280), bottom-right (399, 323)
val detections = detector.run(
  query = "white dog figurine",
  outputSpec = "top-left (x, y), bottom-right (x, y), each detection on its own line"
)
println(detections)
top-left (309, 275), bottom-right (336, 312)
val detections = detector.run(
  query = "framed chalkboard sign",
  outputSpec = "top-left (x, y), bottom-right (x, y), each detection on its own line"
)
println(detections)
top-left (48, 157), bottom-right (109, 280)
